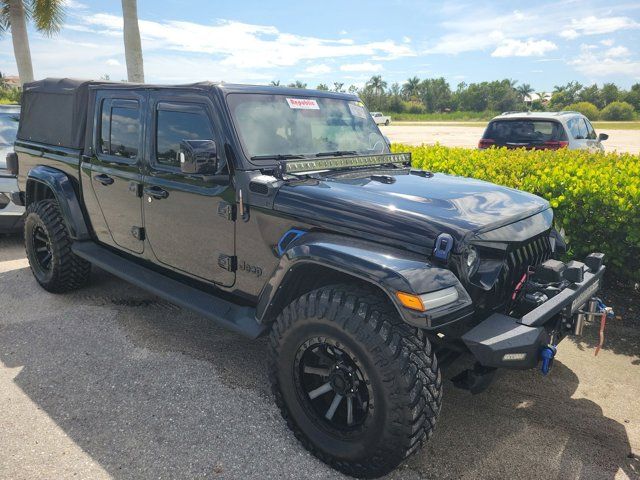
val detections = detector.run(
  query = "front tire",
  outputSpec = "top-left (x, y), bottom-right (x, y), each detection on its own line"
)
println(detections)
top-left (384, 119), bottom-right (390, 126)
top-left (268, 284), bottom-right (442, 478)
top-left (24, 200), bottom-right (91, 293)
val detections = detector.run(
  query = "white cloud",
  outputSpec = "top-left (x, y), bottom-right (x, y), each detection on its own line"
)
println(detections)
top-left (106, 58), bottom-right (121, 66)
top-left (491, 39), bottom-right (557, 57)
top-left (62, 0), bottom-right (87, 9)
top-left (83, 15), bottom-right (414, 69)
top-left (564, 15), bottom-right (639, 38)
top-left (302, 64), bottom-right (332, 75)
top-left (559, 29), bottom-right (579, 40)
top-left (606, 46), bottom-right (630, 58)
top-left (339, 62), bottom-right (383, 72)
top-left (569, 44), bottom-right (640, 77)
top-left (600, 38), bottom-right (615, 47)
top-left (426, 6), bottom-right (639, 55)
top-left (402, 36), bottom-right (411, 43)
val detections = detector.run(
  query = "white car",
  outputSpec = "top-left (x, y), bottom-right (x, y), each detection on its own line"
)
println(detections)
top-left (479, 111), bottom-right (608, 152)
top-left (0, 105), bottom-right (24, 234)
top-left (370, 112), bottom-right (391, 126)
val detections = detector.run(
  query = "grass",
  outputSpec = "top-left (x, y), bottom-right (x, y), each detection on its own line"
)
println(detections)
top-left (592, 121), bottom-right (640, 130)
top-left (385, 117), bottom-right (640, 130)
top-left (389, 111), bottom-right (498, 122)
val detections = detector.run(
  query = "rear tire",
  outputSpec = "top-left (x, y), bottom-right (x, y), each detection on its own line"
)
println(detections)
top-left (268, 284), bottom-right (442, 478)
top-left (385, 119), bottom-right (390, 126)
top-left (24, 200), bottom-right (91, 293)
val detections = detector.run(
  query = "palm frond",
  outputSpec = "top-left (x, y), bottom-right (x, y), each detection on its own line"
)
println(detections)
top-left (30, 0), bottom-right (65, 36)
top-left (0, 1), bottom-right (11, 36)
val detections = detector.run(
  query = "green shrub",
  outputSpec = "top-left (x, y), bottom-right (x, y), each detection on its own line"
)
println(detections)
top-left (392, 143), bottom-right (640, 281)
top-left (565, 101), bottom-right (600, 120)
top-left (600, 101), bottom-right (635, 121)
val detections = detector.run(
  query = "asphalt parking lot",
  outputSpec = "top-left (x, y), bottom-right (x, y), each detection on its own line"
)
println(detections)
top-left (1, 234), bottom-right (639, 480)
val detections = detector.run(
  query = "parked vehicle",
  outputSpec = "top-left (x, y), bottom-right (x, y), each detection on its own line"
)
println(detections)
top-left (370, 111), bottom-right (391, 126)
top-left (0, 105), bottom-right (24, 234)
top-left (15, 79), bottom-right (608, 478)
top-left (479, 111), bottom-right (608, 151)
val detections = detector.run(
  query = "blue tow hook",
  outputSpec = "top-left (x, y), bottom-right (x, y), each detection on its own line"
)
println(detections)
top-left (540, 345), bottom-right (557, 375)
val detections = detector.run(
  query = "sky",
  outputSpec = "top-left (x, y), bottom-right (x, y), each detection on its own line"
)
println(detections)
top-left (1, 0), bottom-right (639, 91)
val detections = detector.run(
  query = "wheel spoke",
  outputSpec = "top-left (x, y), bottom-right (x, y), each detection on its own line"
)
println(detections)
top-left (41, 252), bottom-right (52, 267)
top-left (325, 393), bottom-right (343, 420)
top-left (312, 346), bottom-right (335, 365)
top-left (347, 396), bottom-right (354, 425)
top-left (35, 233), bottom-right (48, 243)
top-left (303, 366), bottom-right (330, 377)
top-left (36, 246), bottom-right (49, 253)
top-left (308, 382), bottom-right (333, 400)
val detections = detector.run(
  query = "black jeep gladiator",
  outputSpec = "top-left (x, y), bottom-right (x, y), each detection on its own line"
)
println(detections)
top-left (12, 78), bottom-right (607, 478)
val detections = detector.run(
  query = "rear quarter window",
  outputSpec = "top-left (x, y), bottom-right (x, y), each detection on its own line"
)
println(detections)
top-left (483, 120), bottom-right (567, 143)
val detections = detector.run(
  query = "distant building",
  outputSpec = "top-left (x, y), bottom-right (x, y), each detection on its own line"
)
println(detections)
top-left (3, 76), bottom-right (21, 87)
top-left (524, 92), bottom-right (552, 106)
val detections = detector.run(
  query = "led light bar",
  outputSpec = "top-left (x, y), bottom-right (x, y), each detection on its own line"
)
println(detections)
top-left (281, 152), bottom-right (411, 174)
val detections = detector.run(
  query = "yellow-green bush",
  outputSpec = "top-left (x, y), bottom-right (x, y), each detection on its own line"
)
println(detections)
top-left (392, 144), bottom-right (640, 281)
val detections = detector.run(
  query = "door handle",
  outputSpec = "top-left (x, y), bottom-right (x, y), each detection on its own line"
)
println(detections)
top-left (94, 174), bottom-right (114, 186)
top-left (143, 186), bottom-right (169, 200)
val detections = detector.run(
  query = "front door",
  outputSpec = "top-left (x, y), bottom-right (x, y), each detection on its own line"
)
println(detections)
top-left (142, 92), bottom-right (235, 286)
top-left (90, 92), bottom-right (145, 254)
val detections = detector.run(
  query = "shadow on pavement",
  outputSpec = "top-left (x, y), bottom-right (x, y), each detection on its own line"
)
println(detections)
top-left (0, 268), bottom-right (637, 479)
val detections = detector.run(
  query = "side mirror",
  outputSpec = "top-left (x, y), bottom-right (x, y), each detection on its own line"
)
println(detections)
top-left (598, 133), bottom-right (608, 141)
top-left (179, 140), bottom-right (218, 175)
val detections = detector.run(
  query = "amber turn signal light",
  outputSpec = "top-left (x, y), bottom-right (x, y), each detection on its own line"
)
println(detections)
top-left (396, 292), bottom-right (426, 312)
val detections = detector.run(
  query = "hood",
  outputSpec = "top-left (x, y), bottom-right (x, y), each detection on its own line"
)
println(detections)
top-left (274, 169), bottom-right (550, 250)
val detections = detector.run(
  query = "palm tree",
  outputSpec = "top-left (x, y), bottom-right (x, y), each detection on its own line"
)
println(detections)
top-left (269, 80), bottom-right (281, 86)
top-left (287, 81), bottom-right (307, 89)
top-left (367, 75), bottom-right (387, 96)
top-left (1, 0), bottom-right (65, 85)
top-left (402, 76), bottom-right (420, 99)
top-left (332, 82), bottom-right (344, 92)
top-left (121, 0), bottom-right (144, 82)
top-left (516, 83), bottom-right (534, 103)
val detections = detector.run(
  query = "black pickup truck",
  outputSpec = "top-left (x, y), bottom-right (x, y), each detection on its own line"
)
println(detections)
top-left (11, 78), bottom-right (607, 478)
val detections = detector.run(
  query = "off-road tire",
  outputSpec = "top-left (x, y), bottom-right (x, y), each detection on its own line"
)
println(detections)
top-left (24, 200), bottom-right (91, 293)
top-left (268, 284), bottom-right (442, 478)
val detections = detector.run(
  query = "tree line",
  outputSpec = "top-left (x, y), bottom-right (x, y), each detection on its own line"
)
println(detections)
top-left (275, 76), bottom-right (640, 120)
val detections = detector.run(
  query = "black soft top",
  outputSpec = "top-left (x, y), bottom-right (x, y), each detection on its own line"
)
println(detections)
top-left (18, 78), bottom-right (103, 149)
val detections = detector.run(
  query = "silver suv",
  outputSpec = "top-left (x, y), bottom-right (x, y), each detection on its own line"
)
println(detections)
top-left (479, 111), bottom-right (608, 152)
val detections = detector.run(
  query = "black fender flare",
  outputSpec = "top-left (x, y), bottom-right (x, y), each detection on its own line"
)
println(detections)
top-left (256, 232), bottom-right (471, 329)
top-left (25, 166), bottom-right (90, 240)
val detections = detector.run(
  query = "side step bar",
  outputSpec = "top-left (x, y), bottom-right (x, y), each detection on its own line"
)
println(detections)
top-left (72, 241), bottom-right (267, 339)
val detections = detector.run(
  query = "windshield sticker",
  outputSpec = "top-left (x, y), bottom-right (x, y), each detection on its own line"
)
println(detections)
top-left (348, 102), bottom-right (367, 119)
top-left (286, 98), bottom-right (320, 110)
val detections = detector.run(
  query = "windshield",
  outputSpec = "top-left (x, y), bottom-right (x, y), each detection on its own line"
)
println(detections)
top-left (0, 113), bottom-right (20, 147)
top-left (227, 94), bottom-right (387, 160)
top-left (483, 120), bottom-right (567, 144)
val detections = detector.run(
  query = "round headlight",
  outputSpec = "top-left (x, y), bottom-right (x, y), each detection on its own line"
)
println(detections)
top-left (465, 246), bottom-right (479, 276)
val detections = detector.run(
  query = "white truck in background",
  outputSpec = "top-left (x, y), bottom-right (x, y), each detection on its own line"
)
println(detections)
top-left (370, 111), bottom-right (391, 126)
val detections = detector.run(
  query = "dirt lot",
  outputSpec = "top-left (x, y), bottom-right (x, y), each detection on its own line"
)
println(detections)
top-left (382, 123), bottom-right (640, 154)
top-left (1, 234), bottom-right (639, 480)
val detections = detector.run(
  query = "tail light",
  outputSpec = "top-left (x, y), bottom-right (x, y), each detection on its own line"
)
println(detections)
top-left (543, 141), bottom-right (569, 150)
top-left (478, 139), bottom-right (495, 149)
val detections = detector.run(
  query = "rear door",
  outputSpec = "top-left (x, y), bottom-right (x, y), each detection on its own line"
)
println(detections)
top-left (142, 91), bottom-right (235, 286)
top-left (90, 91), bottom-right (145, 253)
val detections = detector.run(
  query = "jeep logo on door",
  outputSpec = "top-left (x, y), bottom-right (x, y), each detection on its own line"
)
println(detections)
top-left (239, 261), bottom-right (263, 277)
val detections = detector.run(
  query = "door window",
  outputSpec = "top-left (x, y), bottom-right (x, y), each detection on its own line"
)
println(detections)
top-left (155, 104), bottom-right (215, 169)
top-left (99, 99), bottom-right (140, 160)
top-left (583, 119), bottom-right (597, 139)
top-left (567, 117), bottom-right (588, 140)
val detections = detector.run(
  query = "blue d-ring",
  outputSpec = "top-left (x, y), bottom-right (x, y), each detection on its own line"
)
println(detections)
top-left (277, 229), bottom-right (306, 256)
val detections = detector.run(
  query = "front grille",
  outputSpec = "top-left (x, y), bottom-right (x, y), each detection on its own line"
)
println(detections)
top-left (504, 234), bottom-right (553, 292)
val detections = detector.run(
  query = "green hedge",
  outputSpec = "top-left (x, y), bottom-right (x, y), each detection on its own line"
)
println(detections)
top-left (392, 144), bottom-right (640, 281)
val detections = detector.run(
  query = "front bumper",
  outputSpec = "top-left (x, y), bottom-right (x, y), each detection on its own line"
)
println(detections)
top-left (462, 255), bottom-right (605, 370)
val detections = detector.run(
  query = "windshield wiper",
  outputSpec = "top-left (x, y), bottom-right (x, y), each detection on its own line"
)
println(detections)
top-left (250, 154), bottom-right (306, 160)
top-left (315, 150), bottom-right (357, 157)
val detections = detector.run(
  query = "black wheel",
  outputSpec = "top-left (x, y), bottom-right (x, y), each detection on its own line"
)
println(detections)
top-left (24, 200), bottom-right (91, 293)
top-left (384, 119), bottom-right (390, 126)
top-left (269, 284), bottom-right (442, 478)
